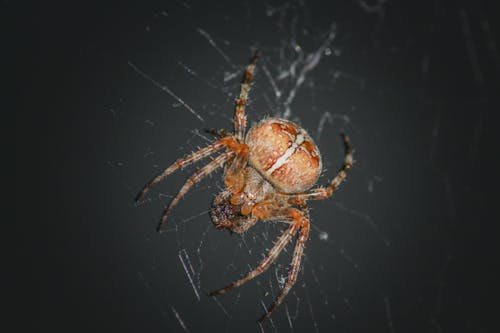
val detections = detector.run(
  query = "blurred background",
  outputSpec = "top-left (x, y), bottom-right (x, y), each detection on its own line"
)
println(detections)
top-left (14, 0), bottom-right (498, 332)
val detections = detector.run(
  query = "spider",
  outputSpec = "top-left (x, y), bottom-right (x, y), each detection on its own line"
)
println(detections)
top-left (136, 52), bottom-right (354, 322)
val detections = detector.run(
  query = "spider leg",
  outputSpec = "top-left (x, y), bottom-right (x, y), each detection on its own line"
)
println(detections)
top-left (205, 128), bottom-right (230, 138)
top-left (136, 136), bottom-right (244, 202)
top-left (224, 148), bottom-right (249, 195)
top-left (209, 207), bottom-right (308, 320)
top-left (157, 152), bottom-right (233, 232)
top-left (259, 217), bottom-right (309, 322)
top-left (280, 133), bottom-right (354, 202)
top-left (209, 214), bottom-right (301, 296)
top-left (136, 140), bottom-right (225, 201)
top-left (234, 51), bottom-right (260, 141)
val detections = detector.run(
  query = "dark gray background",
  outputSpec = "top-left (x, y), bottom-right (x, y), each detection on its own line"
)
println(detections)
top-left (14, 0), bottom-right (498, 332)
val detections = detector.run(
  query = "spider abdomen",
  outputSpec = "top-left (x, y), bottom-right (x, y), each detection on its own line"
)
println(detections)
top-left (245, 118), bottom-right (322, 193)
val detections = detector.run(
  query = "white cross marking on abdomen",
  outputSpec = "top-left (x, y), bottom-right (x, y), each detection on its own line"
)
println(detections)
top-left (265, 132), bottom-right (305, 176)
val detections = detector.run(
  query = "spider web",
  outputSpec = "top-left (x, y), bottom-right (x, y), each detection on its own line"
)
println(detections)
top-left (104, 1), bottom-right (496, 332)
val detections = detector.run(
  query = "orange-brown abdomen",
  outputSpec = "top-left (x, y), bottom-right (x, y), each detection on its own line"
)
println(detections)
top-left (245, 118), bottom-right (322, 193)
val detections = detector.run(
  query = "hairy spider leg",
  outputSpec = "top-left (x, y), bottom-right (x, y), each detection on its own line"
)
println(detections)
top-left (234, 51), bottom-right (260, 141)
top-left (205, 128), bottom-right (230, 138)
top-left (280, 133), bottom-right (354, 202)
top-left (157, 152), bottom-right (233, 232)
top-left (224, 146), bottom-right (249, 196)
top-left (136, 136), bottom-right (249, 202)
top-left (259, 219), bottom-right (309, 322)
top-left (136, 140), bottom-right (228, 202)
top-left (209, 206), bottom-right (309, 321)
top-left (208, 215), bottom-right (300, 295)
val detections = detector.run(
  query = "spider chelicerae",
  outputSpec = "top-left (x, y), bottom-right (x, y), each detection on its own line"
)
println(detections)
top-left (136, 52), bottom-right (354, 322)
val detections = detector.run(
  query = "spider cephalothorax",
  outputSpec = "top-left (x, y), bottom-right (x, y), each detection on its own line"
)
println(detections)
top-left (136, 52), bottom-right (353, 322)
